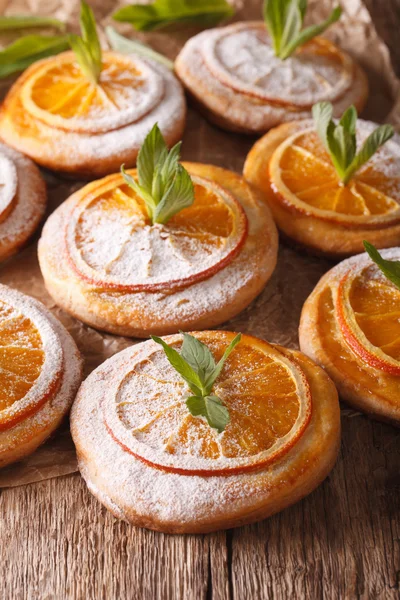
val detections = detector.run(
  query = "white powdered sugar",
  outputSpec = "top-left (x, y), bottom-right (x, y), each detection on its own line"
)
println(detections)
top-left (23, 53), bottom-right (166, 134)
top-left (202, 23), bottom-right (352, 107)
top-left (65, 175), bottom-right (246, 290)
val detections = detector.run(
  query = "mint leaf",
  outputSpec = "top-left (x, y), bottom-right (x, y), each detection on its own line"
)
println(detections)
top-left (154, 332), bottom-right (242, 433)
top-left (121, 123), bottom-right (194, 225)
top-left (180, 332), bottom-right (216, 384)
top-left (279, 5), bottom-right (342, 59)
top-left (313, 102), bottom-right (394, 185)
top-left (113, 0), bottom-right (235, 32)
top-left (0, 15), bottom-right (65, 32)
top-left (263, 0), bottom-right (341, 60)
top-left (153, 165), bottom-right (194, 224)
top-left (151, 336), bottom-right (203, 396)
top-left (0, 34), bottom-right (69, 78)
top-left (343, 125), bottom-right (394, 184)
top-left (105, 26), bottom-right (174, 70)
top-left (363, 242), bottom-right (400, 291)
top-left (69, 1), bottom-right (102, 84)
top-left (186, 396), bottom-right (207, 416)
top-left (204, 333), bottom-right (241, 393)
top-left (204, 395), bottom-right (230, 433)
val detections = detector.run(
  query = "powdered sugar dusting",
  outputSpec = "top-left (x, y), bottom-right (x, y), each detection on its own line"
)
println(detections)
top-left (202, 23), bottom-right (352, 107)
top-left (65, 175), bottom-right (246, 290)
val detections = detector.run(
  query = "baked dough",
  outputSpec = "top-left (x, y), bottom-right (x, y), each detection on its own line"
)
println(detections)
top-left (244, 119), bottom-right (400, 257)
top-left (71, 331), bottom-right (340, 533)
top-left (0, 141), bottom-right (46, 262)
top-left (299, 249), bottom-right (400, 425)
top-left (175, 22), bottom-right (368, 134)
top-left (38, 163), bottom-right (278, 337)
top-left (0, 284), bottom-right (82, 468)
top-left (0, 51), bottom-right (186, 178)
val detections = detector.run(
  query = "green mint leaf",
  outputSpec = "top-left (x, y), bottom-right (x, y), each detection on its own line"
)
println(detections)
top-left (123, 123), bottom-right (194, 225)
top-left (151, 336), bottom-right (203, 396)
top-left (105, 26), bottom-right (174, 70)
top-left (186, 396), bottom-right (207, 417)
top-left (343, 124), bottom-right (394, 184)
top-left (0, 15), bottom-right (66, 32)
top-left (137, 123), bottom-right (168, 193)
top-left (279, 6), bottom-right (342, 59)
top-left (69, 1), bottom-right (102, 84)
top-left (153, 164), bottom-right (194, 224)
top-left (113, 0), bottom-right (235, 32)
top-left (0, 34), bottom-right (69, 78)
top-left (180, 332), bottom-right (216, 388)
top-left (339, 105), bottom-right (357, 135)
top-left (204, 333), bottom-right (242, 394)
top-left (204, 395), bottom-right (230, 433)
top-left (313, 102), bottom-right (393, 185)
top-left (263, 0), bottom-right (291, 56)
top-left (363, 242), bottom-right (400, 291)
top-left (279, 1), bottom-right (302, 56)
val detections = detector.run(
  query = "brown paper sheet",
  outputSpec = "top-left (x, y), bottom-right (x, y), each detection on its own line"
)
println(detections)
top-left (0, 0), bottom-right (398, 488)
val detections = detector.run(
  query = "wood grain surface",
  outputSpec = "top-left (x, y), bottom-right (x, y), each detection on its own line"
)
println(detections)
top-left (1, 1), bottom-right (400, 599)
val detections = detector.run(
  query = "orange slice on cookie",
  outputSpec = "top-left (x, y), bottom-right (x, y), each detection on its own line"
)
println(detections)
top-left (244, 121), bottom-right (400, 256)
top-left (21, 51), bottom-right (164, 134)
top-left (0, 284), bottom-right (82, 467)
top-left (337, 261), bottom-right (400, 376)
top-left (64, 170), bottom-right (248, 293)
top-left (103, 331), bottom-right (312, 476)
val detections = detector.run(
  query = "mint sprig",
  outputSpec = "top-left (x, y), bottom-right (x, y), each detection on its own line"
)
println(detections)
top-left (263, 0), bottom-right (342, 60)
top-left (113, 0), bottom-right (235, 32)
top-left (152, 332), bottom-right (242, 433)
top-left (69, 1), bottom-right (102, 84)
top-left (121, 123), bottom-right (194, 225)
top-left (312, 102), bottom-right (394, 185)
top-left (363, 241), bottom-right (400, 291)
top-left (0, 34), bottom-right (69, 79)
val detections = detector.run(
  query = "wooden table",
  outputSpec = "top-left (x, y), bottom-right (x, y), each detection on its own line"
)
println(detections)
top-left (1, 1), bottom-right (400, 598)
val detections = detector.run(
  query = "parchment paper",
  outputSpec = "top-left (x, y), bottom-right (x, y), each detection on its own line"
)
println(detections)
top-left (0, 0), bottom-right (399, 488)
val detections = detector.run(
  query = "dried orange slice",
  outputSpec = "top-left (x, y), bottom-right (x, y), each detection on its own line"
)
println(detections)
top-left (64, 168), bottom-right (248, 293)
top-left (0, 285), bottom-right (63, 431)
top-left (103, 331), bottom-right (312, 476)
top-left (337, 255), bottom-right (400, 375)
top-left (269, 125), bottom-right (400, 226)
top-left (202, 23), bottom-right (353, 108)
top-left (0, 152), bottom-right (17, 225)
top-left (20, 51), bottom-right (164, 134)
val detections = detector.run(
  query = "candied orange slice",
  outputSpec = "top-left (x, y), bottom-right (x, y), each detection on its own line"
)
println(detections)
top-left (202, 23), bottom-right (353, 108)
top-left (103, 331), bottom-right (312, 476)
top-left (0, 152), bottom-right (17, 225)
top-left (20, 51), bottom-right (164, 134)
top-left (337, 257), bottom-right (400, 375)
top-left (269, 127), bottom-right (400, 226)
top-left (65, 169), bottom-right (248, 293)
top-left (0, 286), bottom-right (63, 430)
